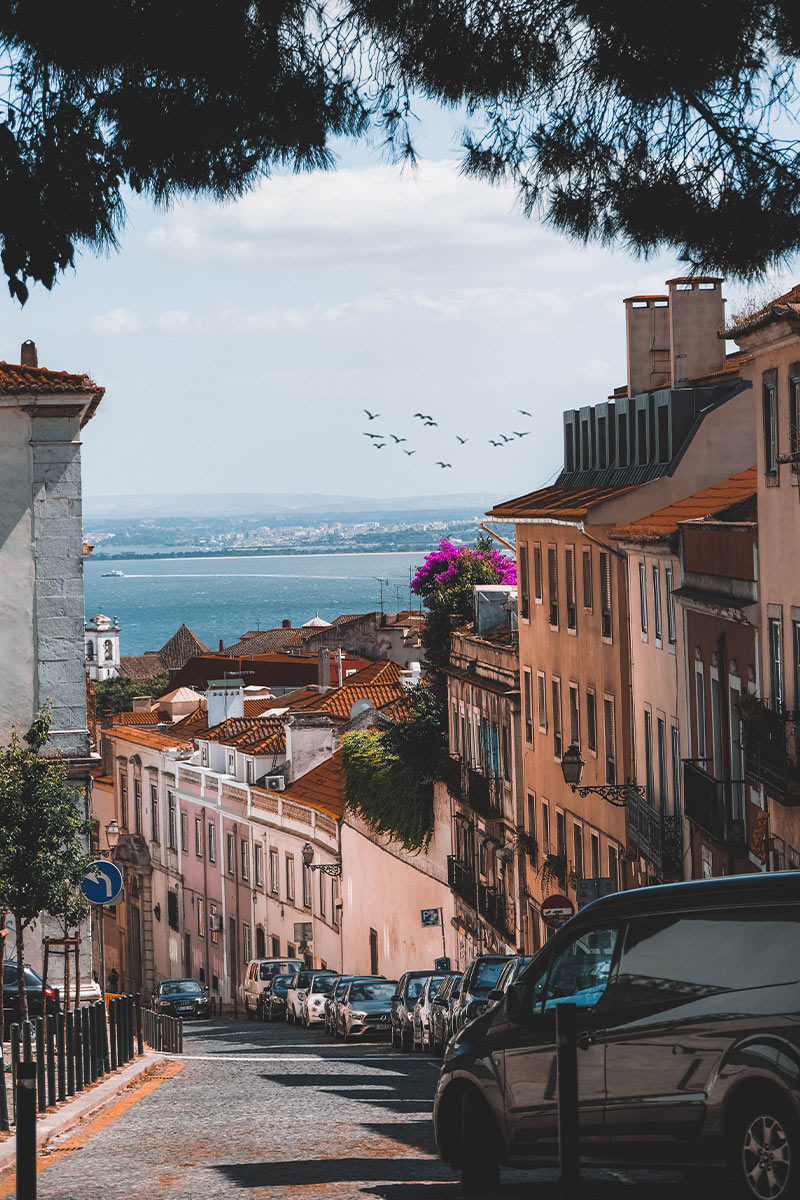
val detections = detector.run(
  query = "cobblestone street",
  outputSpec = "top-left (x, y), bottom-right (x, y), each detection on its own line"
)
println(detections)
top-left (20, 1017), bottom-right (714, 1199)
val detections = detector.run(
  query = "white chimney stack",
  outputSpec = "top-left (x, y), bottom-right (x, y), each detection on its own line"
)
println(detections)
top-left (205, 678), bottom-right (245, 727)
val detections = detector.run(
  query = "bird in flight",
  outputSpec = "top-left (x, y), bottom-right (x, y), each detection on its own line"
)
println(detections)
top-left (363, 431), bottom-right (383, 439)
top-left (413, 412), bottom-right (433, 420)
top-left (513, 430), bottom-right (531, 438)
top-left (404, 449), bottom-right (417, 456)
top-left (390, 434), bottom-right (407, 443)
top-left (373, 442), bottom-right (387, 449)
top-left (435, 461), bottom-right (452, 469)
top-left (364, 409), bottom-right (380, 420)
top-left (489, 439), bottom-right (502, 448)
top-left (424, 419), bottom-right (438, 427)
top-left (501, 433), bottom-right (513, 443)
top-left (519, 409), bottom-right (532, 417)
top-left (456, 436), bottom-right (468, 444)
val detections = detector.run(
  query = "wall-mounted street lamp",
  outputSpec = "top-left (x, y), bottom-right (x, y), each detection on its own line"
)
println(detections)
top-left (559, 744), bottom-right (647, 808)
top-left (105, 818), bottom-right (121, 849)
top-left (153, 903), bottom-right (161, 922)
top-left (301, 842), bottom-right (342, 877)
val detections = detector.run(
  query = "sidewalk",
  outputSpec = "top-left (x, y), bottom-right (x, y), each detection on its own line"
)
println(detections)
top-left (0, 1051), bottom-right (165, 1175)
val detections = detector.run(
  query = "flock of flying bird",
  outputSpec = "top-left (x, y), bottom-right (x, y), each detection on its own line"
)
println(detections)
top-left (362, 409), bottom-right (534, 468)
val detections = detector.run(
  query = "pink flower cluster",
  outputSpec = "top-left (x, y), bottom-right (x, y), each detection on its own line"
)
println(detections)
top-left (411, 538), bottom-right (517, 597)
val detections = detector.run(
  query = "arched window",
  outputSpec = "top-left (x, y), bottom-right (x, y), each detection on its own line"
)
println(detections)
top-left (104, 639), bottom-right (114, 661)
top-left (255, 925), bottom-right (266, 959)
top-left (86, 641), bottom-right (94, 660)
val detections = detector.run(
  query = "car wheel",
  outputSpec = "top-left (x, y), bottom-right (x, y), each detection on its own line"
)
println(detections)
top-left (390, 1023), bottom-right (399, 1049)
top-left (245, 1000), bottom-right (255, 1021)
top-left (344, 1028), bottom-right (351, 1044)
top-left (460, 1089), bottom-right (501, 1196)
top-left (730, 1092), bottom-right (798, 1200)
top-left (402, 1023), bottom-right (412, 1052)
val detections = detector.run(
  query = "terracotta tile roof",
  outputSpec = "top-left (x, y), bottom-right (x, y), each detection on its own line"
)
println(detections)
top-left (92, 773), bottom-right (114, 787)
top-left (725, 284), bottom-right (800, 337)
top-left (243, 697), bottom-right (281, 717)
top-left (201, 716), bottom-right (286, 756)
top-left (343, 659), bottom-right (403, 686)
top-left (166, 652), bottom-right (371, 693)
top-left (0, 361), bottom-right (104, 426)
top-left (611, 467), bottom-right (757, 543)
top-left (222, 627), bottom-right (317, 656)
top-left (108, 727), bottom-right (193, 752)
top-left (118, 624), bottom-right (210, 681)
top-left (110, 710), bottom-right (159, 726)
top-left (488, 483), bottom-right (640, 521)
top-left (278, 750), bottom-right (345, 818)
top-left (170, 704), bottom-right (209, 737)
top-left (688, 350), bottom-right (752, 385)
top-left (117, 652), bottom-right (168, 682)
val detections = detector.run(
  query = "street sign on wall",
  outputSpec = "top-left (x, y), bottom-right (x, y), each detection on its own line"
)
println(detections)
top-left (541, 893), bottom-right (575, 929)
top-left (575, 877), bottom-right (617, 910)
top-left (80, 860), bottom-right (123, 906)
top-left (421, 908), bottom-right (441, 927)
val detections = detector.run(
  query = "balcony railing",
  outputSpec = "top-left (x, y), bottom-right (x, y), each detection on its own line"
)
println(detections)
top-left (467, 768), bottom-right (503, 818)
top-left (442, 755), bottom-right (463, 799)
top-left (743, 707), bottom-right (800, 806)
top-left (478, 882), bottom-right (516, 943)
top-left (447, 855), bottom-right (476, 905)
top-left (683, 760), bottom-right (747, 849)
top-left (626, 788), bottom-right (663, 872)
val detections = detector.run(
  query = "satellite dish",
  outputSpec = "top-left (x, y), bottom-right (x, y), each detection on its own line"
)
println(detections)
top-left (349, 698), bottom-right (374, 720)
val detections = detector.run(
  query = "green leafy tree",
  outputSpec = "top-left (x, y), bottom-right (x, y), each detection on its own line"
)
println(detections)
top-left (0, 708), bottom-right (90, 1023)
top-left (95, 671), bottom-right (170, 713)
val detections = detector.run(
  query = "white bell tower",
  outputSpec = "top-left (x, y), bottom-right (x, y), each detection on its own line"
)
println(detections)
top-left (85, 613), bottom-right (120, 681)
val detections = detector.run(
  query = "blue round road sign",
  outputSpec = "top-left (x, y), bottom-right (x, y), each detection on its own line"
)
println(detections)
top-left (80, 860), bottom-right (123, 905)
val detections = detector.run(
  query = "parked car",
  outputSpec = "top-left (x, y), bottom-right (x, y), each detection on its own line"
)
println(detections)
top-left (488, 955), bottom-right (534, 1006)
top-left (435, 872), bottom-right (800, 1197)
top-left (325, 976), bottom-right (358, 1035)
top-left (264, 972), bottom-right (294, 1022)
top-left (449, 955), bottom-right (510, 1033)
top-left (430, 973), bottom-right (463, 1056)
top-left (391, 971), bottom-right (438, 1050)
top-left (286, 970), bottom-right (337, 1024)
top-left (2, 963), bottom-right (57, 1030)
top-left (152, 978), bottom-right (210, 1020)
top-left (412, 972), bottom-right (460, 1053)
top-left (301, 972), bottom-right (340, 1028)
top-left (241, 958), bottom-right (298, 1019)
top-left (332, 976), bottom-right (383, 1039)
top-left (339, 979), bottom-right (398, 1042)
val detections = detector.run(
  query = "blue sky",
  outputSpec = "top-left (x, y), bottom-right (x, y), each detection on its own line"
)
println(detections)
top-left (2, 104), bottom-right (794, 502)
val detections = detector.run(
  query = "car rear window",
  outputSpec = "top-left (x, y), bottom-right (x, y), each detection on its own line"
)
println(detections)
top-left (473, 959), bottom-right (508, 992)
top-left (617, 908), bottom-right (800, 1010)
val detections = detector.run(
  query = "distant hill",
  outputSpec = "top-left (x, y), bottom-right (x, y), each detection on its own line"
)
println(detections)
top-left (83, 492), bottom-right (506, 519)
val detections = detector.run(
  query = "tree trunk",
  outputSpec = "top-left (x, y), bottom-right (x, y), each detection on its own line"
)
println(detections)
top-left (14, 914), bottom-right (28, 1023)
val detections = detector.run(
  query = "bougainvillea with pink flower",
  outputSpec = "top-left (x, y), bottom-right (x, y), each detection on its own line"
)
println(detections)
top-left (411, 537), bottom-right (516, 599)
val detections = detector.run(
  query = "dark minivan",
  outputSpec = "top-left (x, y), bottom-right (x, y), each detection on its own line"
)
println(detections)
top-left (434, 873), bottom-right (800, 1198)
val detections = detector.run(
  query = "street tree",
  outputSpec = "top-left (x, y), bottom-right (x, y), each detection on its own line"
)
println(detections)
top-left (0, 708), bottom-right (90, 1024)
top-left (0, 0), bottom-right (799, 301)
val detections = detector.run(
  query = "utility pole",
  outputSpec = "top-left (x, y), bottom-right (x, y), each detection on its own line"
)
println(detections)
top-left (373, 577), bottom-right (388, 614)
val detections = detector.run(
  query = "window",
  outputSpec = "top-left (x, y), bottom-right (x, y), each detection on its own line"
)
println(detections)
top-left (180, 810), bottom-right (188, 853)
top-left (657, 717), bottom-right (667, 808)
top-left (150, 785), bottom-right (159, 843)
top-left (769, 617), bottom-right (784, 711)
top-left (542, 927), bottom-right (618, 1012)
top-left (134, 779), bottom-right (142, 833)
top-left (519, 543), bottom-right (530, 620)
top-left (608, 844), bottom-right (619, 889)
top-left (603, 697), bottom-right (616, 784)
top-left (533, 544), bottom-right (543, 602)
top-left (586, 689), bottom-right (597, 753)
top-left (197, 898), bottom-right (205, 937)
top-left (86, 641), bottom-right (94, 660)
top-left (639, 561), bottom-right (648, 637)
top-left (209, 903), bottom-right (219, 944)
top-left (526, 791), bottom-right (536, 843)
top-left (119, 773), bottom-right (128, 829)
top-left (270, 848), bottom-right (279, 894)
top-left (568, 683), bottom-right (580, 748)
top-left (242, 923), bottom-right (251, 964)
top-left (285, 854), bottom-right (295, 902)
top-left (226, 832), bottom-right (235, 876)
top-left (541, 801), bottom-right (550, 854)
top-left (671, 726), bottom-right (681, 816)
top-left (711, 674), bottom-right (724, 779)
top-left (523, 668), bottom-right (534, 744)
top-left (572, 824), bottom-right (583, 880)
top-left (582, 548), bottom-right (593, 611)
top-left (240, 839), bottom-right (249, 881)
top-left (302, 862), bottom-right (312, 908)
top-left (167, 792), bottom-right (177, 850)
top-left (195, 816), bottom-right (203, 858)
top-left (287, 943), bottom-right (296, 959)
top-left (167, 889), bottom-right (179, 931)
top-left (319, 870), bottom-right (326, 916)
top-left (537, 672), bottom-right (547, 732)
top-left (271, 935), bottom-right (280, 957)
top-left (501, 725), bottom-right (511, 782)
top-left (208, 822), bottom-right (217, 863)
top-left (565, 546), bottom-right (577, 631)
top-left (644, 710), bottom-right (654, 804)
top-left (227, 751), bottom-right (235, 776)
top-left (332, 880), bottom-right (340, 927)
top-left (556, 810), bottom-right (566, 858)
top-left (590, 832), bottom-right (600, 879)
top-left (104, 639), bottom-right (113, 661)
top-left (695, 666), bottom-right (707, 758)
top-left (246, 759), bottom-right (254, 785)
top-left (794, 621), bottom-right (800, 709)
top-left (600, 552), bottom-right (613, 639)
top-left (729, 686), bottom-right (745, 817)
top-left (551, 679), bottom-right (562, 759)
top-left (201, 743), bottom-right (209, 768)
top-left (254, 843), bottom-right (263, 888)
top-left (665, 565), bottom-right (676, 645)
top-left (790, 371), bottom-right (800, 473)
top-left (763, 373), bottom-right (778, 475)
top-left (652, 564), bottom-right (662, 643)
top-left (547, 546), bottom-right (559, 627)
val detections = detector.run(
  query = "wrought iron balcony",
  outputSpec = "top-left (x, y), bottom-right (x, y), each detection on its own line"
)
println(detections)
top-left (478, 882), bottom-right (516, 943)
top-left (467, 768), bottom-right (503, 818)
top-left (447, 855), bottom-right (476, 905)
top-left (442, 755), bottom-right (463, 799)
top-left (683, 760), bottom-right (747, 849)
top-left (743, 706), bottom-right (800, 806)
top-left (626, 788), bottom-right (663, 872)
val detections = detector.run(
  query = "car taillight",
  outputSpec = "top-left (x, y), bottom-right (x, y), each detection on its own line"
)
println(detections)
top-left (44, 987), bottom-right (55, 998)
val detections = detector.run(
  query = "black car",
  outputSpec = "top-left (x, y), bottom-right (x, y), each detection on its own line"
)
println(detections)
top-left (339, 979), bottom-right (398, 1042)
top-left (435, 872), bottom-right (800, 1198)
top-left (448, 954), bottom-right (510, 1033)
top-left (391, 971), bottom-right (438, 1051)
top-left (2, 963), bottom-right (57, 1030)
top-left (430, 973), bottom-right (463, 1056)
top-left (264, 972), bottom-right (294, 1022)
top-left (153, 978), bottom-right (209, 1019)
top-left (488, 955), bottom-right (534, 1006)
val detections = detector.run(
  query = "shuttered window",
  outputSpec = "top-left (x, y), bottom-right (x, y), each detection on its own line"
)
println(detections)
top-left (552, 679), bottom-right (563, 759)
top-left (537, 672), bottom-right (547, 732)
top-left (582, 548), bottom-right (593, 610)
top-left (548, 547), bottom-right (559, 627)
top-left (569, 683), bottom-right (580, 747)
top-left (586, 689), bottom-right (597, 753)
top-left (519, 543), bottom-right (530, 620)
top-left (566, 546), bottom-right (577, 631)
top-left (639, 561), bottom-right (648, 636)
top-left (603, 697), bottom-right (616, 784)
top-left (523, 669), bottom-right (534, 743)
top-left (600, 552), bottom-right (613, 639)
top-left (533, 544), bottom-right (543, 602)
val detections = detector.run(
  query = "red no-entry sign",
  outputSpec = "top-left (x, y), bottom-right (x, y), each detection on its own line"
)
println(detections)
top-left (541, 893), bottom-right (575, 929)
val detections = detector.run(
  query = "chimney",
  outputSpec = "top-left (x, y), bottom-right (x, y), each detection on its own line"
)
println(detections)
top-left (336, 648), bottom-right (343, 689)
top-left (667, 277), bottom-right (725, 386)
top-left (205, 678), bottom-right (244, 727)
top-left (282, 619), bottom-right (292, 629)
top-left (624, 296), bottom-right (670, 397)
top-left (20, 339), bottom-right (38, 368)
top-left (219, 638), bottom-right (224, 652)
top-left (132, 695), bottom-right (152, 712)
top-left (317, 648), bottom-right (331, 691)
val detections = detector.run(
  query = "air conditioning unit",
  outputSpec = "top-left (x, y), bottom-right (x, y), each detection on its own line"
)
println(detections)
top-left (265, 775), bottom-right (285, 792)
top-left (209, 914), bottom-right (222, 933)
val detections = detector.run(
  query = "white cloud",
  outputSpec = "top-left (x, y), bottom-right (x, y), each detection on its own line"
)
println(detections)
top-left (89, 307), bottom-right (142, 335)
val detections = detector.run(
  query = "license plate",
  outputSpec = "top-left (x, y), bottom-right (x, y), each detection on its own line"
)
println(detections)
top-left (177, 1004), bottom-right (192, 1012)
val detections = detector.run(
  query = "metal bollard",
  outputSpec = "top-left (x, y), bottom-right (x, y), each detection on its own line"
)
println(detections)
top-left (16, 1061), bottom-right (37, 1200)
top-left (81, 1006), bottom-right (91, 1085)
top-left (135, 994), bottom-right (144, 1057)
top-left (126, 995), bottom-right (134, 1062)
top-left (46, 1014), bottom-right (56, 1108)
top-left (56, 1011), bottom-right (66, 1102)
top-left (556, 1003), bottom-right (580, 1200)
top-left (73, 1010), bottom-right (83, 1094)
top-left (11, 1024), bottom-right (20, 1123)
top-left (94, 1003), bottom-right (104, 1078)
top-left (65, 1011), bottom-right (75, 1097)
top-left (119, 996), bottom-right (128, 1064)
top-left (109, 1000), bottom-right (118, 1070)
top-left (22, 1020), bottom-right (32, 1064)
top-left (0, 1035), bottom-right (9, 1132)
top-left (102, 1000), bottom-right (111, 1074)
top-left (117, 997), bottom-right (125, 1066)
top-left (34, 1018), bottom-right (45, 1113)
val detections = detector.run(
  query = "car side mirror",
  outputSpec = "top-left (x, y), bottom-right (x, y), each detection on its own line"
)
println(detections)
top-left (506, 981), bottom-right (535, 1025)
top-left (432, 996), bottom-right (446, 1006)
top-left (488, 988), bottom-right (504, 1002)
top-left (466, 1000), bottom-right (484, 1019)
top-left (391, 993), bottom-right (400, 1003)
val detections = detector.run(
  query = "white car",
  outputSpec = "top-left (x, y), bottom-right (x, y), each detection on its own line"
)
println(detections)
top-left (300, 973), bottom-right (340, 1028)
top-left (241, 958), bottom-right (297, 1020)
